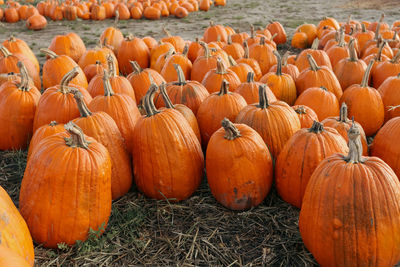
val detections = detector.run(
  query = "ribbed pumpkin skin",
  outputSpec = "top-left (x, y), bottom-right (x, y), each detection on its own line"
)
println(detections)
top-left (334, 56), bottom-right (367, 91)
top-left (0, 80), bottom-right (40, 150)
top-left (206, 123), bottom-right (273, 210)
top-left (259, 71), bottom-right (297, 106)
top-left (20, 131), bottom-right (112, 248)
top-left (377, 75), bottom-right (400, 122)
top-left (371, 117), bottom-right (400, 178)
top-left (299, 153), bottom-right (400, 267)
top-left (27, 122), bottom-right (64, 159)
top-left (202, 65), bottom-right (241, 93)
top-left (49, 33), bottom-right (86, 63)
top-left (295, 50), bottom-right (332, 73)
top-left (127, 68), bottom-right (165, 105)
top-left (0, 186), bottom-right (34, 266)
top-left (275, 124), bottom-right (348, 208)
top-left (132, 109), bottom-right (204, 201)
top-left (117, 36), bottom-right (149, 75)
top-left (87, 74), bottom-right (136, 101)
top-left (235, 79), bottom-right (276, 104)
top-left (2, 37), bottom-right (39, 72)
top-left (78, 47), bottom-right (117, 74)
top-left (73, 111), bottom-right (132, 200)
top-left (100, 27), bottom-right (123, 55)
top-left (89, 93), bottom-right (140, 153)
top-left (292, 105), bottom-right (319, 129)
top-left (236, 98), bottom-right (300, 158)
top-left (0, 245), bottom-right (30, 267)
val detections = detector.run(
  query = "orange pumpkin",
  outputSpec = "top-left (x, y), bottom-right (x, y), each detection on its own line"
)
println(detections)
top-left (292, 105), bottom-right (319, 128)
top-left (117, 34), bottom-right (150, 75)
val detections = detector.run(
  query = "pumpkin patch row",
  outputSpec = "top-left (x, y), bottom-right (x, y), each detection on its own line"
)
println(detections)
top-left (0, 0), bottom-right (226, 30)
top-left (1, 15), bottom-right (400, 267)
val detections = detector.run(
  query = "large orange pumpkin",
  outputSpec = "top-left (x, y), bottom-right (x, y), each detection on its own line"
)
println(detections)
top-left (377, 74), bottom-right (400, 122)
top-left (27, 121), bottom-right (64, 159)
top-left (117, 34), bottom-right (150, 75)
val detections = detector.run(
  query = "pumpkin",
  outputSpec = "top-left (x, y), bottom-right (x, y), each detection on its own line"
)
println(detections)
top-left (362, 39), bottom-right (393, 60)
top-left (266, 21), bottom-right (286, 44)
top-left (295, 86), bottom-right (339, 121)
top-left (236, 41), bottom-right (262, 81)
top-left (78, 46), bottom-right (117, 75)
top-left (269, 51), bottom-right (300, 81)
top-left (191, 42), bottom-right (221, 82)
top-left (174, 6), bottom-right (188, 18)
top-left (143, 6), bottom-right (160, 20)
top-left (33, 67), bottom-right (93, 132)
top-left (72, 91), bottom-right (132, 199)
top-left (132, 84), bottom-right (204, 201)
top-left (325, 31), bottom-right (349, 68)
top-left (291, 32), bottom-right (309, 50)
top-left (354, 23), bottom-right (375, 50)
top-left (0, 245), bottom-right (30, 267)
top-left (27, 121), bottom-right (64, 159)
top-left (202, 58), bottom-right (241, 93)
top-left (295, 38), bottom-right (333, 72)
top-left (117, 34), bottom-right (150, 75)
top-left (4, 7), bottom-right (19, 23)
top-left (142, 36), bottom-right (158, 51)
top-left (153, 48), bottom-right (175, 73)
top-left (197, 80), bottom-right (246, 147)
top-left (292, 105), bottom-right (319, 128)
top-left (161, 27), bottom-right (186, 53)
top-left (248, 37), bottom-right (277, 75)
top-left (2, 36), bottom-right (39, 72)
top-left (227, 56), bottom-right (254, 83)
top-left (99, 12), bottom-right (124, 55)
top-left (339, 60), bottom-right (384, 136)
top-left (25, 13), bottom-right (46, 30)
top-left (377, 74), bottom-right (400, 122)
top-left (41, 48), bottom-right (88, 90)
top-left (187, 38), bottom-right (202, 63)
top-left (371, 116), bottom-right (400, 178)
top-left (150, 42), bottom-right (174, 69)
top-left (0, 72), bottom-right (19, 87)
top-left (276, 121), bottom-right (348, 208)
top-left (334, 39), bottom-right (367, 91)
top-left (89, 70), bottom-right (140, 153)
top-left (203, 21), bottom-right (228, 43)
top-left (199, 0), bottom-right (210, 11)
top-left (48, 32), bottom-right (86, 63)
top-left (206, 118), bottom-right (273, 210)
top-left (235, 71), bottom-right (276, 105)
top-left (0, 62), bottom-right (40, 150)
top-left (295, 54), bottom-right (343, 99)
top-left (299, 122), bottom-right (400, 267)
top-left (20, 122), bottom-right (112, 248)
top-left (231, 29), bottom-right (250, 45)
top-left (259, 51), bottom-right (297, 105)
top-left (161, 44), bottom-right (192, 82)
top-left (317, 17), bottom-right (340, 37)
top-left (83, 60), bottom-right (107, 83)
top-left (236, 84), bottom-right (301, 158)
top-left (154, 64), bottom-right (208, 115)
top-left (223, 35), bottom-right (245, 60)
top-left (295, 24), bottom-right (318, 46)
top-left (372, 50), bottom-right (400, 88)
top-left (322, 102), bottom-right (369, 155)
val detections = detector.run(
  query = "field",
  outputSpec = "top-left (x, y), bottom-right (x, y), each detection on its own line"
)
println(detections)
top-left (1, 0), bottom-right (400, 266)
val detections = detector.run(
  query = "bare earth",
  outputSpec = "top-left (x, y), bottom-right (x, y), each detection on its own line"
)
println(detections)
top-left (0, 0), bottom-right (400, 266)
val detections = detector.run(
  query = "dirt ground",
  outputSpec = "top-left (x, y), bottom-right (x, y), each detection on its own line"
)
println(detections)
top-left (1, 0), bottom-right (400, 266)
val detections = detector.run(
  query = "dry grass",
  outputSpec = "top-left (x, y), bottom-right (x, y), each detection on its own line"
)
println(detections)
top-left (0, 150), bottom-right (317, 266)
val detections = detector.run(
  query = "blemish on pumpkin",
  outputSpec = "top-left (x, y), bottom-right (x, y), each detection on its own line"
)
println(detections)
top-left (333, 218), bottom-right (343, 229)
top-left (371, 218), bottom-right (373, 226)
top-left (0, 212), bottom-right (9, 225)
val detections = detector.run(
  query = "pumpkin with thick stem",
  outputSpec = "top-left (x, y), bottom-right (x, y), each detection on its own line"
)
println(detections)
top-left (33, 67), bottom-right (93, 132)
top-left (0, 62), bottom-right (40, 150)
top-left (300, 122), bottom-right (400, 267)
top-left (295, 86), bottom-right (339, 121)
top-left (89, 70), bottom-right (140, 153)
top-left (41, 48), bottom-right (88, 90)
top-left (154, 64), bottom-right (208, 115)
top-left (158, 83), bottom-right (201, 143)
top-left (326, 30), bottom-right (349, 68)
top-left (132, 84), bottom-right (204, 201)
top-left (362, 39), bottom-right (393, 60)
top-left (48, 32), bottom-right (86, 63)
top-left (363, 41), bottom-right (389, 86)
top-left (339, 60), bottom-right (384, 136)
top-left (100, 11), bottom-right (124, 55)
top-left (295, 38), bottom-right (333, 72)
top-left (20, 122), bottom-right (112, 248)
top-left (269, 51), bottom-right (300, 80)
top-left (230, 29), bottom-right (249, 45)
top-left (150, 41), bottom-right (175, 69)
top-left (292, 105), bottom-right (318, 128)
top-left (260, 51), bottom-right (297, 105)
top-left (78, 45), bottom-right (118, 75)
top-left (197, 80), bottom-right (246, 147)
top-left (88, 55), bottom-right (136, 101)
top-left (72, 90), bottom-right (132, 200)
top-left (161, 44), bottom-right (192, 82)
top-left (191, 42), bottom-right (222, 82)
top-left (276, 121), bottom-right (348, 208)
top-left (235, 71), bottom-right (276, 105)
top-left (27, 121), bottom-right (64, 159)
top-left (83, 60), bottom-right (108, 82)
top-left (117, 34), bottom-right (150, 75)
top-left (236, 84), bottom-right (300, 158)
top-left (334, 39), bottom-right (367, 91)
top-left (237, 41), bottom-right (262, 81)
top-left (153, 48), bottom-right (175, 73)
top-left (377, 73), bottom-right (400, 122)
top-left (372, 50), bottom-right (400, 88)
top-left (223, 35), bottom-right (244, 60)
top-left (295, 54), bottom-right (343, 99)
top-left (202, 57), bottom-right (241, 93)
top-left (227, 56), bottom-right (253, 83)
top-left (206, 118), bottom-right (273, 210)
top-left (2, 36), bottom-right (39, 72)
top-left (248, 37), bottom-right (277, 75)
top-left (354, 23), bottom-right (375, 53)
top-left (266, 21), bottom-right (286, 44)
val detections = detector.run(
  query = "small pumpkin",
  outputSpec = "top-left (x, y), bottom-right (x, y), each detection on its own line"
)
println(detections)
top-left (202, 58), bottom-right (241, 93)
top-left (377, 73), bottom-right (400, 122)
top-left (27, 121), bottom-right (64, 159)
top-left (117, 34), bottom-right (150, 75)
top-left (292, 105), bottom-right (319, 129)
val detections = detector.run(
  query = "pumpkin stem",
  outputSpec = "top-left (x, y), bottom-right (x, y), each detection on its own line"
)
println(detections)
top-left (344, 119), bottom-right (366, 163)
top-left (102, 70), bottom-right (115, 96)
top-left (129, 61), bottom-right (143, 75)
top-left (361, 23), bottom-right (367, 32)
top-left (0, 46), bottom-right (12, 58)
top-left (257, 84), bottom-right (269, 109)
top-left (199, 41), bottom-right (210, 58)
top-left (339, 102), bottom-right (349, 122)
top-left (215, 58), bottom-right (227, 74)
top-left (375, 41), bottom-right (385, 61)
top-left (250, 24), bottom-right (255, 39)
top-left (308, 120), bottom-right (324, 133)
top-left (361, 59), bottom-right (374, 87)
top-left (64, 122), bottom-right (91, 149)
top-left (273, 50), bottom-right (282, 76)
top-left (107, 54), bottom-right (117, 77)
top-left (218, 79), bottom-right (230, 96)
top-left (114, 10), bottom-right (119, 27)
top-left (390, 49), bottom-right (400, 64)
top-left (159, 82), bottom-right (174, 109)
top-left (126, 34), bottom-right (134, 41)
top-left (379, 13), bottom-right (385, 23)
top-left (221, 118), bottom-right (241, 140)
top-left (320, 86), bottom-right (328, 91)
top-left (17, 61), bottom-right (30, 91)
top-left (49, 121), bottom-right (58, 126)
top-left (243, 41), bottom-right (249, 58)
top-left (73, 90), bottom-right (92, 118)
top-left (182, 43), bottom-right (189, 57)
top-left (307, 54), bottom-right (320, 71)
top-left (260, 36), bottom-right (266, 46)
top-left (60, 67), bottom-right (79, 94)
top-left (388, 104), bottom-right (400, 111)
top-left (8, 35), bottom-right (16, 42)
top-left (348, 38), bottom-right (358, 62)
top-left (374, 22), bottom-right (381, 40)
top-left (311, 38), bottom-right (319, 50)
top-left (163, 26), bottom-right (171, 37)
top-left (338, 29), bottom-right (346, 47)
top-left (40, 48), bottom-right (58, 59)
top-left (246, 71), bottom-right (255, 83)
top-left (294, 105), bottom-right (306, 114)
top-left (228, 55), bottom-right (237, 67)
top-left (143, 83), bottom-right (160, 117)
top-left (227, 34), bottom-right (232, 45)
top-left (173, 64), bottom-right (187, 86)
top-left (281, 51), bottom-right (290, 66)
